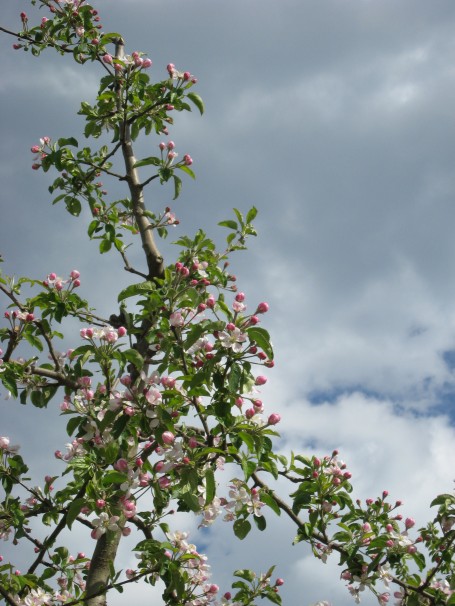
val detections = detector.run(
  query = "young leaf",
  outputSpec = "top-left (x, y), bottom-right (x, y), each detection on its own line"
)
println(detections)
top-left (187, 92), bottom-right (205, 115)
top-left (233, 519), bottom-right (251, 540)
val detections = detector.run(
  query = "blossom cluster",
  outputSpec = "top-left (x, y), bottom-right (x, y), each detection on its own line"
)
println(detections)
top-left (158, 139), bottom-right (193, 168)
top-left (80, 324), bottom-right (126, 343)
top-left (102, 51), bottom-right (152, 71)
top-left (199, 480), bottom-right (264, 528)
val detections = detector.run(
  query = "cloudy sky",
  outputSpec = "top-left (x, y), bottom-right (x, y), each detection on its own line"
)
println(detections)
top-left (1, 1), bottom-right (455, 605)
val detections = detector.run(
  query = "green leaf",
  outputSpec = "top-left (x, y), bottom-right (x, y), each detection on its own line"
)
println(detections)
top-left (57, 137), bottom-right (78, 148)
top-left (261, 492), bottom-right (281, 516)
top-left (246, 206), bottom-right (258, 223)
top-left (99, 238), bottom-right (112, 253)
top-left (176, 164), bottom-right (195, 179)
top-left (234, 569), bottom-right (256, 582)
top-left (65, 197), bottom-right (82, 217)
top-left (205, 468), bottom-right (216, 505)
top-left (1, 371), bottom-right (18, 398)
top-left (228, 363), bottom-right (242, 393)
top-left (187, 92), bottom-right (205, 115)
top-left (88, 219), bottom-right (100, 238)
top-left (40, 567), bottom-right (57, 581)
top-left (238, 431), bottom-right (255, 452)
top-left (241, 459), bottom-right (257, 481)
top-left (66, 416), bottom-right (82, 437)
top-left (23, 332), bottom-right (43, 352)
top-left (233, 519), bottom-right (251, 540)
top-left (66, 498), bottom-right (85, 529)
top-left (233, 208), bottom-right (244, 225)
top-left (218, 220), bottom-right (238, 230)
top-left (118, 281), bottom-right (155, 303)
top-left (253, 515), bottom-right (267, 532)
top-left (102, 471), bottom-right (128, 486)
top-left (247, 326), bottom-right (273, 360)
top-left (173, 175), bottom-right (182, 200)
top-left (133, 156), bottom-right (161, 169)
top-left (265, 589), bottom-right (282, 605)
top-left (179, 492), bottom-right (201, 512)
top-left (123, 348), bottom-right (144, 370)
top-left (184, 323), bottom-right (206, 351)
top-left (292, 490), bottom-right (312, 514)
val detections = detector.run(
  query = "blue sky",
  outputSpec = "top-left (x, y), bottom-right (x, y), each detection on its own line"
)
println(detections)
top-left (1, 1), bottom-right (455, 604)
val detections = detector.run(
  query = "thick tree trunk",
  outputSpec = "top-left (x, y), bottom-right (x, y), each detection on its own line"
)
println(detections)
top-left (84, 531), bottom-right (122, 606)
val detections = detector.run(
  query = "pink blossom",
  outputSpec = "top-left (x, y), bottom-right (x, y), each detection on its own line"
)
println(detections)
top-left (256, 302), bottom-right (269, 313)
top-left (169, 311), bottom-right (184, 327)
top-left (255, 375), bottom-right (267, 386)
top-left (162, 431), bottom-right (175, 445)
top-left (268, 413), bottom-right (281, 425)
top-left (103, 54), bottom-right (113, 64)
top-left (158, 476), bottom-right (171, 489)
top-left (218, 327), bottom-right (247, 353)
top-left (183, 154), bottom-right (193, 165)
top-left (114, 458), bottom-right (129, 472)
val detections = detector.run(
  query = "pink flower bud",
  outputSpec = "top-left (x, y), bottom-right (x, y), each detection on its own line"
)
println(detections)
top-left (114, 458), bottom-right (128, 472)
top-left (256, 302), bottom-right (269, 313)
top-left (183, 154), bottom-right (193, 166)
top-left (268, 413), bottom-right (281, 425)
top-left (103, 54), bottom-right (113, 64)
top-left (405, 517), bottom-right (415, 529)
top-left (255, 375), bottom-right (267, 386)
top-left (31, 145), bottom-right (40, 153)
top-left (158, 476), bottom-right (171, 489)
top-left (167, 141), bottom-right (175, 150)
top-left (142, 58), bottom-right (152, 68)
top-left (235, 292), bottom-right (245, 302)
top-left (275, 578), bottom-right (284, 587)
top-left (208, 585), bottom-right (219, 594)
top-left (162, 431), bottom-right (175, 445)
top-left (70, 270), bottom-right (80, 280)
top-left (117, 326), bottom-right (127, 337)
top-left (249, 315), bottom-right (259, 325)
